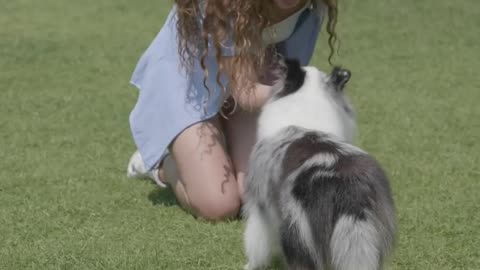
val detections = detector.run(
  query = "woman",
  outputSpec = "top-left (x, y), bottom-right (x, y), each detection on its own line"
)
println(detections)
top-left (127, 0), bottom-right (339, 220)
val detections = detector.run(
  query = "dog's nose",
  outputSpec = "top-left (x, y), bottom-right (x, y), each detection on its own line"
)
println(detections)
top-left (331, 67), bottom-right (351, 90)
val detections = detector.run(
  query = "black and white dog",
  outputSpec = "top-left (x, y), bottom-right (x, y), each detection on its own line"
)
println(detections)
top-left (243, 59), bottom-right (396, 270)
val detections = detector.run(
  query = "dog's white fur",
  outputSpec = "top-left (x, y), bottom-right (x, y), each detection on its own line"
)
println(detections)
top-left (257, 66), bottom-right (356, 143)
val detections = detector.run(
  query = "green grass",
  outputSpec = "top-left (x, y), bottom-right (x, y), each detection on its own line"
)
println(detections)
top-left (1, 0), bottom-right (479, 269)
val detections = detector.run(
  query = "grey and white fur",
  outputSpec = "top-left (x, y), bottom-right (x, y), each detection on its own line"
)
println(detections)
top-left (243, 59), bottom-right (396, 270)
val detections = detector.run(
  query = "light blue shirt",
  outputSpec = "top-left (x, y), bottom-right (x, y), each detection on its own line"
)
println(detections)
top-left (130, 5), bottom-right (324, 170)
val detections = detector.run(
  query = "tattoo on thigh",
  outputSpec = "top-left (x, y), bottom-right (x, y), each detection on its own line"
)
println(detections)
top-left (196, 122), bottom-right (225, 160)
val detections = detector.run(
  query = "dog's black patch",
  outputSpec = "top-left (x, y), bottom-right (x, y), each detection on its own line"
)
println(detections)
top-left (291, 163), bottom-right (376, 225)
top-left (276, 58), bottom-right (306, 98)
top-left (280, 221), bottom-right (317, 269)
top-left (281, 132), bottom-right (340, 178)
top-left (334, 154), bottom-right (393, 207)
top-left (334, 154), bottom-right (377, 178)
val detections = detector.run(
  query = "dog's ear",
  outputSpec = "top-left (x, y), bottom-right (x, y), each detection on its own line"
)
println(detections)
top-left (330, 66), bottom-right (351, 91)
top-left (276, 58), bottom-right (306, 98)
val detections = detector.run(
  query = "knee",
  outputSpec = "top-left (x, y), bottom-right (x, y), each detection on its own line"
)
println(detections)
top-left (190, 193), bottom-right (241, 221)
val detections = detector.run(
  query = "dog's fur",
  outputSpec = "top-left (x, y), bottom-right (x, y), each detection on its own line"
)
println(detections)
top-left (243, 59), bottom-right (396, 270)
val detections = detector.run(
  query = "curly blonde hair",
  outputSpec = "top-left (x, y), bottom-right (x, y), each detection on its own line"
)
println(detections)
top-left (175, 0), bottom-right (339, 109)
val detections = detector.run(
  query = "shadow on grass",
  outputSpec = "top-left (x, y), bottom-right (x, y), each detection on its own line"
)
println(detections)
top-left (148, 187), bottom-right (178, 207)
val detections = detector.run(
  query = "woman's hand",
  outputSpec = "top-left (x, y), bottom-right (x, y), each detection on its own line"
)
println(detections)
top-left (230, 82), bottom-right (273, 111)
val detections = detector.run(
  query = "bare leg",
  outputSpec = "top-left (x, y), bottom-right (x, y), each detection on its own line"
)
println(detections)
top-left (159, 116), bottom-right (241, 221)
top-left (222, 107), bottom-right (260, 201)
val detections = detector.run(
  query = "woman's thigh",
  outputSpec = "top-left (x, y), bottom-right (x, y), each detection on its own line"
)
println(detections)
top-left (222, 108), bottom-right (260, 200)
top-left (166, 116), bottom-right (241, 220)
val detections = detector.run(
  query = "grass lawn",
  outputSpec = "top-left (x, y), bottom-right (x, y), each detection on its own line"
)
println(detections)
top-left (1, 0), bottom-right (479, 269)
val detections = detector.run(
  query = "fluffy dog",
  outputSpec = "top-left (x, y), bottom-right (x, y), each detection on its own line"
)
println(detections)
top-left (243, 59), bottom-right (396, 270)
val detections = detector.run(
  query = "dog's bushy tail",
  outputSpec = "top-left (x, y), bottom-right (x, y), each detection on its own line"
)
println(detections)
top-left (281, 206), bottom-right (395, 270)
top-left (328, 213), bottom-right (393, 270)
top-left (282, 155), bottom-right (396, 270)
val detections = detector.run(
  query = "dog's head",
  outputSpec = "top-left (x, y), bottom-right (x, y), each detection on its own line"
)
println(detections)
top-left (258, 58), bottom-right (356, 142)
